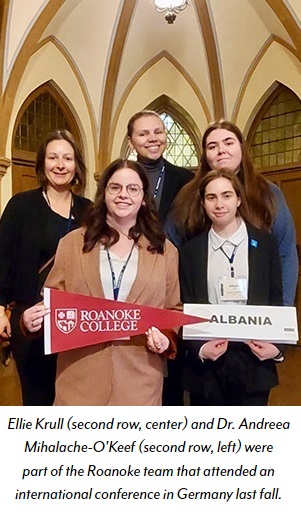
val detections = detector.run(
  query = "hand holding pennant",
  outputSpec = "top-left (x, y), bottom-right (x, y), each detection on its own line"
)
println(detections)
top-left (43, 288), bottom-right (208, 354)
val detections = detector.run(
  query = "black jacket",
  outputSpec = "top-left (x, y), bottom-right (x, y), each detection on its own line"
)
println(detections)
top-left (0, 187), bottom-right (91, 306)
top-left (179, 223), bottom-right (283, 393)
top-left (158, 159), bottom-right (193, 223)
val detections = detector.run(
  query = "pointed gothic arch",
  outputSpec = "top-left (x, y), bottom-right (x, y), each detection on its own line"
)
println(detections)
top-left (248, 83), bottom-right (301, 171)
top-left (246, 85), bottom-right (301, 238)
top-left (11, 82), bottom-right (82, 194)
top-left (247, 84), bottom-right (301, 320)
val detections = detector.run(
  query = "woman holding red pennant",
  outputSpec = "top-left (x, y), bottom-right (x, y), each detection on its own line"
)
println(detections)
top-left (23, 159), bottom-right (181, 405)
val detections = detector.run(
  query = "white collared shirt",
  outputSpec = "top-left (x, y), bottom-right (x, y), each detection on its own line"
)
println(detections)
top-left (99, 245), bottom-right (138, 301)
top-left (208, 219), bottom-right (248, 304)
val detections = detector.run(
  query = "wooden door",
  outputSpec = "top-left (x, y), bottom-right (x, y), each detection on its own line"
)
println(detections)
top-left (11, 151), bottom-right (38, 195)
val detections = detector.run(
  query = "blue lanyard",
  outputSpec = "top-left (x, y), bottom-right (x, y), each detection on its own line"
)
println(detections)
top-left (106, 244), bottom-right (135, 300)
top-left (153, 165), bottom-right (165, 199)
top-left (220, 244), bottom-right (238, 278)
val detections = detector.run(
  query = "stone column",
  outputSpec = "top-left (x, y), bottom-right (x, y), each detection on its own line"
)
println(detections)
top-left (0, 156), bottom-right (11, 211)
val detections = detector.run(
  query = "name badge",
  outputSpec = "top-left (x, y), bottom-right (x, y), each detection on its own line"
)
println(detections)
top-left (218, 277), bottom-right (248, 301)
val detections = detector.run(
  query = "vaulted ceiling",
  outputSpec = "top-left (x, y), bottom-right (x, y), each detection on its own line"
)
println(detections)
top-left (1, 0), bottom-right (301, 173)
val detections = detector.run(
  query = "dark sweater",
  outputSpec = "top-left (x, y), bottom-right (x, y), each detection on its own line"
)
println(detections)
top-left (139, 158), bottom-right (193, 223)
top-left (0, 187), bottom-right (91, 306)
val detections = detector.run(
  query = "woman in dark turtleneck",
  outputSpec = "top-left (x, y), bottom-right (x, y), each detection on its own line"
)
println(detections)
top-left (127, 110), bottom-right (193, 224)
top-left (127, 110), bottom-right (193, 406)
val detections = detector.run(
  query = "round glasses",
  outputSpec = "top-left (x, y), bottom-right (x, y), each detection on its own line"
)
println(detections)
top-left (106, 183), bottom-right (143, 197)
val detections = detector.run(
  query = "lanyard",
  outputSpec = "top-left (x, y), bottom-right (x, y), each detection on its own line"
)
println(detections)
top-left (153, 165), bottom-right (165, 199)
top-left (106, 243), bottom-right (135, 300)
top-left (220, 244), bottom-right (238, 278)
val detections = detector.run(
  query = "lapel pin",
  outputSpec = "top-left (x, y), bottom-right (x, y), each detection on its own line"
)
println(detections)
top-left (250, 239), bottom-right (258, 248)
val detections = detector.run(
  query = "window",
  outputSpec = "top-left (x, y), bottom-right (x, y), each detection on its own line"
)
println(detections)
top-left (14, 92), bottom-right (71, 153)
top-left (12, 87), bottom-right (80, 195)
top-left (249, 88), bottom-right (301, 169)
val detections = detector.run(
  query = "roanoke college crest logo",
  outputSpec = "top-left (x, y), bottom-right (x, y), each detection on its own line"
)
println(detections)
top-left (55, 309), bottom-right (77, 334)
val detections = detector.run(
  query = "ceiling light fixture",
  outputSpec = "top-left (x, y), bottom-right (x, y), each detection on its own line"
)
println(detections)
top-left (154, 1), bottom-right (188, 25)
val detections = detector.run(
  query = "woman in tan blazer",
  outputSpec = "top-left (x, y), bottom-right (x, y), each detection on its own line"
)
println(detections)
top-left (23, 159), bottom-right (180, 406)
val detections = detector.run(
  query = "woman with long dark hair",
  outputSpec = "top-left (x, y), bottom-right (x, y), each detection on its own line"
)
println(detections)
top-left (167, 120), bottom-right (298, 306)
top-left (23, 159), bottom-right (180, 406)
top-left (179, 169), bottom-right (284, 406)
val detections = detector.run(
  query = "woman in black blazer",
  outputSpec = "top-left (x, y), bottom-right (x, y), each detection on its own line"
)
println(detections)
top-left (179, 169), bottom-right (284, 406)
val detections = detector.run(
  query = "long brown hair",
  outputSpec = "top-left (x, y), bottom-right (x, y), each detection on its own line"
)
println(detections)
top-left (171, 120), bottom-right (276, 237)
top-left (35, 129), bottom-right (87, 194)
top-left (83, 159), bottom-right (165, 253)
top-left (198, 169), bottom-right (251, 232)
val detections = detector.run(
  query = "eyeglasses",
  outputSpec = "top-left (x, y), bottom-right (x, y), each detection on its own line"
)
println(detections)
top-left (106, 183), bottom-right (143, 197)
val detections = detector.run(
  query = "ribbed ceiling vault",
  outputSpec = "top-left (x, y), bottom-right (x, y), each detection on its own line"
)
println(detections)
top-left (0, 0), bottom-right (300, 169)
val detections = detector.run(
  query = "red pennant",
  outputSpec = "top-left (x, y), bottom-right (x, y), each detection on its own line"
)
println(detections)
top-left (43, 288), bottom-right (207, 354)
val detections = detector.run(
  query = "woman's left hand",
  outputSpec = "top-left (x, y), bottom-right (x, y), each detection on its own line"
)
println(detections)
top-left (23, 303), bottom-right (50, 333)
top-left (146, 326), bottom-right (170, 354)
top-left (245, 340), bottom-right (279, 361)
